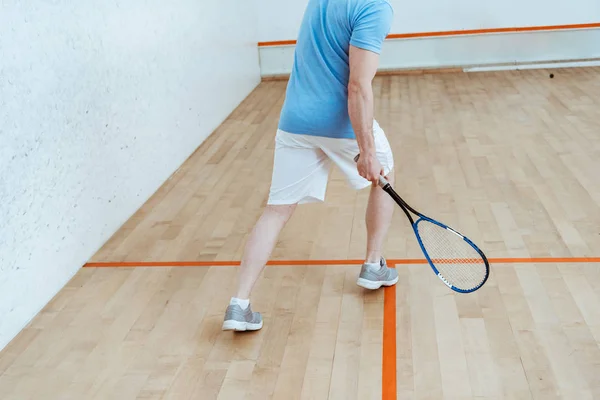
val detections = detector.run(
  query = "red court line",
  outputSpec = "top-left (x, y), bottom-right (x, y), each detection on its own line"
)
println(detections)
top-left (382, 285), bottom-right (397, 400)
top-left (83, 257), bottom-right (600, 268)
top-left (258, 22), bottom-right (600, 47)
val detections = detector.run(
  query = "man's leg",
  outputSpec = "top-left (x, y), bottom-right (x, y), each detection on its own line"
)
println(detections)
top-left (320, 121), bottom-right (398, 289)
top-left (223, 130), bottom-right (330, 331)
top-left (222, 204), bottom-right (295, 332)
top-left (356, 165), bottom-right (398, 289)
top-left (365, 168), bottom-right (395, 263)
top-left (235, 204), bottom-right (296, 300)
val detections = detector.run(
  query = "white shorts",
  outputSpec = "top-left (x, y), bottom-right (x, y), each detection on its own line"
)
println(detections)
top-left (267, 120), bottom-right (394, 205)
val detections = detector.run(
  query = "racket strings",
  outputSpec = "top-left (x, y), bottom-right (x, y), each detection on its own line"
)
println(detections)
top-left (417, 221), bottom-right (487, 290)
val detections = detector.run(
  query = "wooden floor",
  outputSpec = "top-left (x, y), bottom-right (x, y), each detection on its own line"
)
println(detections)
top-left (1, 67), bottom-right (600, 399)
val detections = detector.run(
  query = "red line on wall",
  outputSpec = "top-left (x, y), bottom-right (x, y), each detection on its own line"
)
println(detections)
top-left (257, 22), bottom-right (600, 47)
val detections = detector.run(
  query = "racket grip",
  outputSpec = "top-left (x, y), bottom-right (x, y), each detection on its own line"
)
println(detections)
top-left (354, 154), bottom-right (389, 188)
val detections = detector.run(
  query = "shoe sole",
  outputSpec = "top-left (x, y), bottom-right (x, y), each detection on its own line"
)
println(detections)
top-left (356, 275), bottom-right (399, 290)
top-left (222, 320), bottom-right (263, 331)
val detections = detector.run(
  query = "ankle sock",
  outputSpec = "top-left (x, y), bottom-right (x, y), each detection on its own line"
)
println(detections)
top-left (365, 260), bottom-right (383, 272)
top-left (230, 297), bottom-right (250, 310)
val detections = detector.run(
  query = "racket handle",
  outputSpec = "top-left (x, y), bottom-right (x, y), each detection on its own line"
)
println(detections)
top-left (353, 154), bottom-right (389, 188)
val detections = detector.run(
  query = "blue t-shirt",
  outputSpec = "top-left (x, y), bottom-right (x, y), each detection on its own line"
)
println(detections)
top-left (278, 0), bottom-right (394, 139)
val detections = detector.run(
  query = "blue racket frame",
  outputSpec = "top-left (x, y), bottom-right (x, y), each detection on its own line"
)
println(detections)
top-left (412, 217), bottom-right (490, 293)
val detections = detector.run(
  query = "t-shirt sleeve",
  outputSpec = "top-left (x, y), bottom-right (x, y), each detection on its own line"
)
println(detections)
top-left (349, 1), bottom-right (394, 54)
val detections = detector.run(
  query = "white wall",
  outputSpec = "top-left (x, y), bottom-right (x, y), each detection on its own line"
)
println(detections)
top-left (257, 0), bottom-right (600, 41)
top-left (257, 0), bottom-right (600, 75)
top-left (0, 1), bottom-right (260, 351)
top-left (259, 28), bottom-right (600, 76)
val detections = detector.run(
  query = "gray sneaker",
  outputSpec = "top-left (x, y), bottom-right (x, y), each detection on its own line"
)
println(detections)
top-left (222, 303), bottom-right (263, 331)
top-left (356, 257), bottom-right (398, 289)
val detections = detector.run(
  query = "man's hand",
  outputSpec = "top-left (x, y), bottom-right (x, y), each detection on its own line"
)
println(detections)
top-left (357, 152), bottom-right (383, 186)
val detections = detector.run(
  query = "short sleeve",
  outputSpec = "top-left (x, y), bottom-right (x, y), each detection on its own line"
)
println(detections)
top-left (349, 1), bottom-right (394, 54)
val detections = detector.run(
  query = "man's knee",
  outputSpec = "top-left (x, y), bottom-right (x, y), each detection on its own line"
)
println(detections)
top-left (264, 203), bottom-right (297, 222)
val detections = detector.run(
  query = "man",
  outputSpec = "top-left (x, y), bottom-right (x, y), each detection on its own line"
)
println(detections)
top-left (223, 0), bottom-right (397, 331)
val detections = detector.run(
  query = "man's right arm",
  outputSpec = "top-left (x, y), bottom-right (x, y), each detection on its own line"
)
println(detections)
top-left (347, 2), bottom-right (394, 184)
top-left (348, 45), bottom-right (382, 184)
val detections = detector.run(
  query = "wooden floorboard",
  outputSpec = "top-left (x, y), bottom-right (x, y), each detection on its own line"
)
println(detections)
top-left (1, 67), bottom-right (599, 399)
